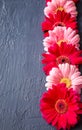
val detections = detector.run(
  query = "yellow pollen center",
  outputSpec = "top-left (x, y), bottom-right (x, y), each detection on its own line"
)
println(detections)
top-left (55, 7), bottom-right (64, 12)
top-left (60, 78), bottom-right (71, 88)
top-left (57, 40), bottom-right (66, 46)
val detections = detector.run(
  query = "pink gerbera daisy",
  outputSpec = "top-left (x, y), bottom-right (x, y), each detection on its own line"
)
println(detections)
top-left (43, 26), bottom-right (80, 51)
top-left (40, 83), bottom-right (80, 130)
top-left (44, 0), bottom-right (77, 18)
top-left (42, 43), bottom-right (82, 75)
top-left (45, 63), bottom-right (82, 93)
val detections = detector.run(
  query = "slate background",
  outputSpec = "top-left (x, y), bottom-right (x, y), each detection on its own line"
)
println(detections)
top-left (0, 0), bottom-right (82, 130)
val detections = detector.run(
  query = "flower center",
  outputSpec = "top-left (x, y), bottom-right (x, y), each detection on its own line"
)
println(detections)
top-left (55, 7), bottom-right (64, 12)
top-left (55, 99), bottom-right (68, 114)
top-left (54, 22), bottom-right (65, 27)
top-left (56, 56), bottom-right (70, 65)
top-left (57, 40), bottom-right (66, 46)
top-left (60, 78), bottom-right (71, 88)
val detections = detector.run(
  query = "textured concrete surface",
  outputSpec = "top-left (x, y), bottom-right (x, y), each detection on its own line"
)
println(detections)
top-left (0, 0), bottom-right (82, 130)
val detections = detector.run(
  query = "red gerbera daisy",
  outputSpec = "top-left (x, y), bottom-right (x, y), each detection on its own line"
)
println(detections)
top-left (40, 83), bottom-right (80, 130)
top-left (42, 42), bottom-right (82, 75)
top-left (42, 11), bottom-right (77, 37)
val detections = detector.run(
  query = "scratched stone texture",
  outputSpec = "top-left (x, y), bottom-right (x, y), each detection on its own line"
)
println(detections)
top-left (0, 0), bottom-right (82, 130)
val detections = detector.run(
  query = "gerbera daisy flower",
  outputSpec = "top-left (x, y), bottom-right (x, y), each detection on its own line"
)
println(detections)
top-left (40, 83), bottom-right (80, 130)
top-left (42, 43), bottom-right (82, 75)
top-left (43, 26), bottom-right (80, 51)
top-left (44, 0), bottom-right (77, 18)
top-left (45, 63), bottom-right (82, 93)
top-left (42, 11), bottom-right (77, 37)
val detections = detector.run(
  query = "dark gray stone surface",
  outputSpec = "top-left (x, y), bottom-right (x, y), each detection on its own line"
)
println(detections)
top-left (0, 0), bottom-right (82, 130)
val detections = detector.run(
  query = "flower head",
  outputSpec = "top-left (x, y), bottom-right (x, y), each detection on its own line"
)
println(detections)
top-left (42, 43), bottom-right (82, 75)
top-left (43, 26), bottom-right (80, 51)
top-left (45, 63), bottom-right (82, 93)
top-left (42, 11), bottom-right (77, 37)
top-left (40, 83), bottom-right (80, 129)
top-left (44, 0), bottom-right (77, 18)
